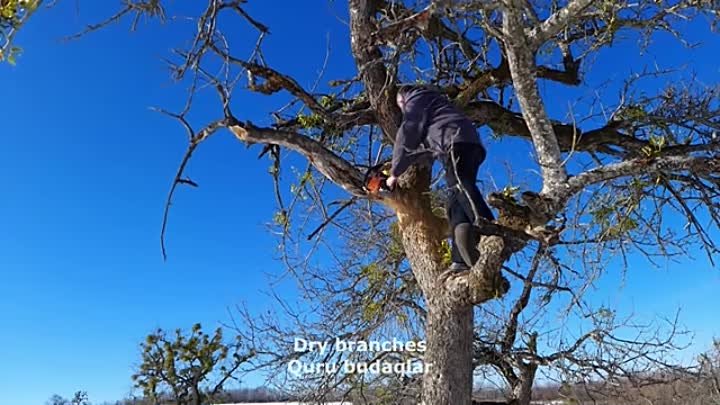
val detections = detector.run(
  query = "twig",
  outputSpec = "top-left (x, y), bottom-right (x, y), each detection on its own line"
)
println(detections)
top-left (306, 198), bottom-right (358, 240)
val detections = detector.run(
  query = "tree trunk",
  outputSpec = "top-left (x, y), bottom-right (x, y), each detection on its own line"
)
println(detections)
top-left (422, 296), bottom-right (475, 405)
top-left (510, 363), bottom-right (537, 405)
top-left (391, 170), bottom-right (511, 405)
top-left (192, 385), bottom-right (202, 405)
top-left (512, 380), bottom-right (533, 405)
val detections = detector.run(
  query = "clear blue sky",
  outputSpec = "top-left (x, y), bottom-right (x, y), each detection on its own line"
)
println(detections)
top-left (1, 2), bottom-right (719, 405)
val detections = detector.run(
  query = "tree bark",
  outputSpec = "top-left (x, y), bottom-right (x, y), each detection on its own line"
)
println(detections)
top-left (192, 384), bottom-right (202, 405)
top-left (348, 0), bottom-right (400, 138)
top-left (422, 297), bottom-right (475, 405)
top-left (391, 170), bottom-right (480, 405)
top-left (511, 364), bottom-right (537, 405)
top-left (502, 1), bottom-right (568, 194)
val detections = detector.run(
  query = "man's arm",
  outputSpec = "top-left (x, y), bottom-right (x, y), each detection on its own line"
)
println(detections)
top-left (390, 95), bottom-right (429, 177)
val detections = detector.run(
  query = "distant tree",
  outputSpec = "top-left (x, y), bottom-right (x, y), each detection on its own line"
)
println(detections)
top-left (47, 394), bottom-right (69, 405)
top-left (695, 339), bottom-right (720, 403)
top-left (537, 341), bottom-right (720, 405)
top-left (70, 391), bottom-right (90, 405)
top-left (131, 323), bottom-right (255, 405)
top-left (47, 391), bottom-right (89, 405)
top-left (216, 386), bottom-right (295, 402)
top-left (107, 394), bottom-right (153, 405)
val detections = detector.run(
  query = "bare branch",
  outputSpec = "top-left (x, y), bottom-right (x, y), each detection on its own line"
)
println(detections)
top-left (229, 122), bottom-right (366, 196)
top-left (567, 147), bottom-right (720, 196)
top-left (529, 0), bottom-right (597, 47)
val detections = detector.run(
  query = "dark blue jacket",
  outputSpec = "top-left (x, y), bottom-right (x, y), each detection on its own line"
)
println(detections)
top-left (391, 86), bottom-right (482, 177)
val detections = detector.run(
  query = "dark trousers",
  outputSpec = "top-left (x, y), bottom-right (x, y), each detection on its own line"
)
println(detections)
top-left (443, 142), bottom-right (494, 266)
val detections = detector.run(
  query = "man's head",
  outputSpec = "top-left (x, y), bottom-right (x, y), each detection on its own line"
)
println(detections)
top-left (396, 84), bottom-right (416, 112)
top-left (395, 83), bottom-right (438, 111)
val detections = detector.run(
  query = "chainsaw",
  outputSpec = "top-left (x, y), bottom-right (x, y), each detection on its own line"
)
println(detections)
top-left (363, 161), bottom-right (393, 196)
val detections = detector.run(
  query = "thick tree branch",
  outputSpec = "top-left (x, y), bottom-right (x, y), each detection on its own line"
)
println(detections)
top-left (228, 121), bottom-right (366, 196)
top-left (443, 235), bottom-right (514, 307)
top-left (529, 0), bottom-right (597, 48)
top-left (454, 51), bottom-right (581, 107)
top-left (503, 1), bottom-right (569, 193)
top-left (337, 97), bottom-right (642, 156)
top-left (465, 100), bottom-right (646, 155)
top-left (566, 148), bottom-right (720, 197)
top-left (349, 0), bottom-right (400, 138)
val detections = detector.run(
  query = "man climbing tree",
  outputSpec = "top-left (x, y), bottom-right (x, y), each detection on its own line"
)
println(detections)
top-left (387, 84), bottom-right (495, 271)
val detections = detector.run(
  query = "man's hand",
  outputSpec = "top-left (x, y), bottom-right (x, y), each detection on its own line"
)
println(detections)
top-left (386, 176), bottom-right (398, 191)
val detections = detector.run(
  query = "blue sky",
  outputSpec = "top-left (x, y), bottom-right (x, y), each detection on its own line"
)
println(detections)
top-left (1, 2), bottom-right (719, 405)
